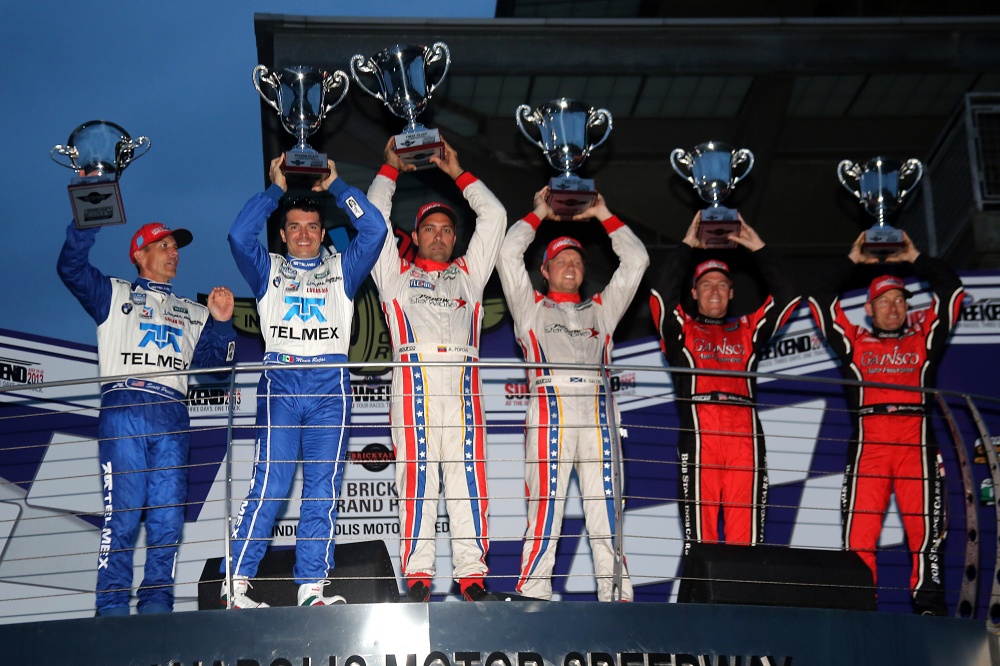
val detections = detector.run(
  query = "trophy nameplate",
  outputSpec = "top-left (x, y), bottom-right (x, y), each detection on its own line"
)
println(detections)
top-left (698, 206), bottom-right (739, 249)
top-left (547, 174), bottom-right (597, 217)
top-left (68, 175), bottom-right (125, 228)
top-left (394, 127), bottom-right (445, 169)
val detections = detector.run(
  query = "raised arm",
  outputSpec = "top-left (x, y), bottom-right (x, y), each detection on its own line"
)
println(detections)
top-left (228, 156), bottom-right (284, 300)
top-left (649, 214), bottom-right (700, 338)
top-left (366, 139), bottom-right (407, 293)
top-left (580, 195), bottom-right (649, 326)
top-left (807, 233), bottom-right (865, 361)
top-left (316, 159), bottom-right (388, 298)
top-left (498, 188), bottom-right (552, 318)
top-left (440, 140), bottom-right (507, 289)
top-left (57, 223), bottom-right (112, 324)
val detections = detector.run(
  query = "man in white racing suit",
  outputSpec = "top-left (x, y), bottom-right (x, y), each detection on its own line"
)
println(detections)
top-left (497, 187), bottom-right (648, 601)
top-left (366, 138), bottom-right (507, 602)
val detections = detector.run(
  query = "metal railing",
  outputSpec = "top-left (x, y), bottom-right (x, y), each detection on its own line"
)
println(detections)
top-left (0, 358), bottom-right (996, 625)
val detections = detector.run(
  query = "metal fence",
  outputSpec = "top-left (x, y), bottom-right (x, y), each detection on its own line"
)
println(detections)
top-left (0, 359), bottom-right (997, 627)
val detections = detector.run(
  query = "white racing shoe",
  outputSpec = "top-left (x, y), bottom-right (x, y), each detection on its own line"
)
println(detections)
top-left (298, 580), bottom-right (346, 606)
top-left (221, 575), bottom-right (270, 609)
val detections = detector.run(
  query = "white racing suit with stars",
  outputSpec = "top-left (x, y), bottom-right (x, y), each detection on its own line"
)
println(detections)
top-left (224, 180), bottom-right (386, 586)
top-left (497, 213), bottom-right (648, 601)
top-left (366, 164), bottom-right (506, 585)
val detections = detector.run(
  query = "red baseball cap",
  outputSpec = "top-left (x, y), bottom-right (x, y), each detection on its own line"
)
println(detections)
top-left (693, 259), bottom-right (731, 285)
top-left (543, 236), bottom-right (585, 264)
top-left (129, 223), bottom-right (193, 262)
top-left (867, 275), bottom-right (913, 303)
top-left (414, 201), bottom-right (457, 229)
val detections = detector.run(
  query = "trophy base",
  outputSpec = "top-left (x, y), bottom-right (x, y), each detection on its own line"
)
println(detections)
top-left (547, 175), bottom-right (597, 218)
top-left (395, 128), bottom-right (444, 170)
top-left (69, 175), bottom-right (125, 228)
top-left (862, 226), bottom-right (905, 259)
top-left (699, 206), bottom-right (739, 249)
top-left (282, 149), bottom-right (331, 178)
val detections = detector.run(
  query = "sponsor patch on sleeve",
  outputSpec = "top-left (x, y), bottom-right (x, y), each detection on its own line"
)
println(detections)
top-left (345, 196), bottom-right (364, 219)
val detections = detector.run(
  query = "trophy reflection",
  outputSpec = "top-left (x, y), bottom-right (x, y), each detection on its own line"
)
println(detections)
top-left (350, 43), bottom-right (451, 169)
top-left (670, 141), bottom-right (754, 249)
top-left (837, 156), bottom-right (923, 259)
top-left (51, 120), bottom-right (151, 228)
top-left (516, 98), bottom-right (613, 217)
top-left (253, 65), bottom-right (349, 179)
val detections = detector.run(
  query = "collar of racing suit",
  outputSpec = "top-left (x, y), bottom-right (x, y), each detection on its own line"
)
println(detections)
top-left (132, 277), bottom-right (173, 295)
top-left (693, 313), bottom-right (726, 326)
top-left (546, 290), bottom-right (581, 304)
top-left (287, 255), bottom-right (322, 270)
top-left (414, 256), bottom-right (452, 273)
top-left (872, 325), bottom-right (906, 338)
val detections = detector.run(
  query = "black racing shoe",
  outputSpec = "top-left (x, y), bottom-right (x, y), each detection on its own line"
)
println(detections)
top-left (462, 582), bottom-right (499, 602)
top-left (913, 591), bottom-right (947, 617)
top-left (407, 580), bottom-right (431, 602)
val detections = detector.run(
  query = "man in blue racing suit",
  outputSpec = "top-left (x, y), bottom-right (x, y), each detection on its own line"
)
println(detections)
top-left (222, 156), bottom-right (386, 608)
top-left (58, 220), bottom-right (236, 616)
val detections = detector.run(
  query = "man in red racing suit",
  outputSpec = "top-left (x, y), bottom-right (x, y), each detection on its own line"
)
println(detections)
top-left (808, 231), bottom-right (963, 616)
top-left (650, 213), bottom-right (799, 554)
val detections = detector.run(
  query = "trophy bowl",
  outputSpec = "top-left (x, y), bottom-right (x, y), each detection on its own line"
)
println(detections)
top-left (670, 141), bottom-right (754, 206)
top-left (50, 120), bottom-right (150, 177)
top-left (837, 157), bottom-right (923, 227)
top-left (516, 98), bottom-right (613, 177)
top-left (837, 156), bottom-right (923, 258)
top-left (253, 65), bottom-right (349, 152)
top-left (515, 98), bottom-right (613, 217)
top-left (670, 141), bottom-right (754, 248)
top-left (350, 43), bottom-right (450, 131)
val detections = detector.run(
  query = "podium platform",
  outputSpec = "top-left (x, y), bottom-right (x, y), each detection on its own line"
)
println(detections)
top-left (1, 599), bottom-right (993, 665)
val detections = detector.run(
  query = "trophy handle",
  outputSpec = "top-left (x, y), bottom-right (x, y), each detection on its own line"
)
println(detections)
top-left (252, 65), bottom-right (282, 114)
top-left (115, 135), bottom-right (151, 174)
top-left (836, 159), bottom-right (864, 201)
top-left (897, 158), bottom-right (924, 201)
top-left (515, 105), bottom-right (546, 151)
top-left (729, 149), bottom-right (755, 186)
top-left (50, 144), bottom-right (79, 170)
top-left (424, 42), bottom-right (451, 97)
top-left (669, 148), bottom-right (695, 184)
top-left (321, 70), bottom-right (351, 116)
top-left (585, 108), bottom-right (613, 154)
top-left (128, 136), bottom-right (152, 162)
top-left (349, 55), bottom-right (385, 102)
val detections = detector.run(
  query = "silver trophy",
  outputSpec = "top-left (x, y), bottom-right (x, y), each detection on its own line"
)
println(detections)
top-left (350, 43), bottom-right (451, 170)
top-left (837, 157), bottom-right (923, 258)
top-left (516, 98), bottom-right (613, 217)
top-left (51, 120), bottom-right (151, 228)
top-left (253, 65), bottom-right (349, 178)
top-left (670, 141), bottom-right (754, 249)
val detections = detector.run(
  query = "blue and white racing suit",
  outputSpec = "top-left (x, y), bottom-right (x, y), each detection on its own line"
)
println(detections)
top-left (225, 180), bottom-right (386, 585)
top-left (57, 223), bottom-right (236, 615)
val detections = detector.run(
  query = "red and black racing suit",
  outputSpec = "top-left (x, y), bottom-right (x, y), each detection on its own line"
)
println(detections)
top-left (650, 244), bottom-right (799, 554)
top-left (808, 255), bottom-right (963, 613)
